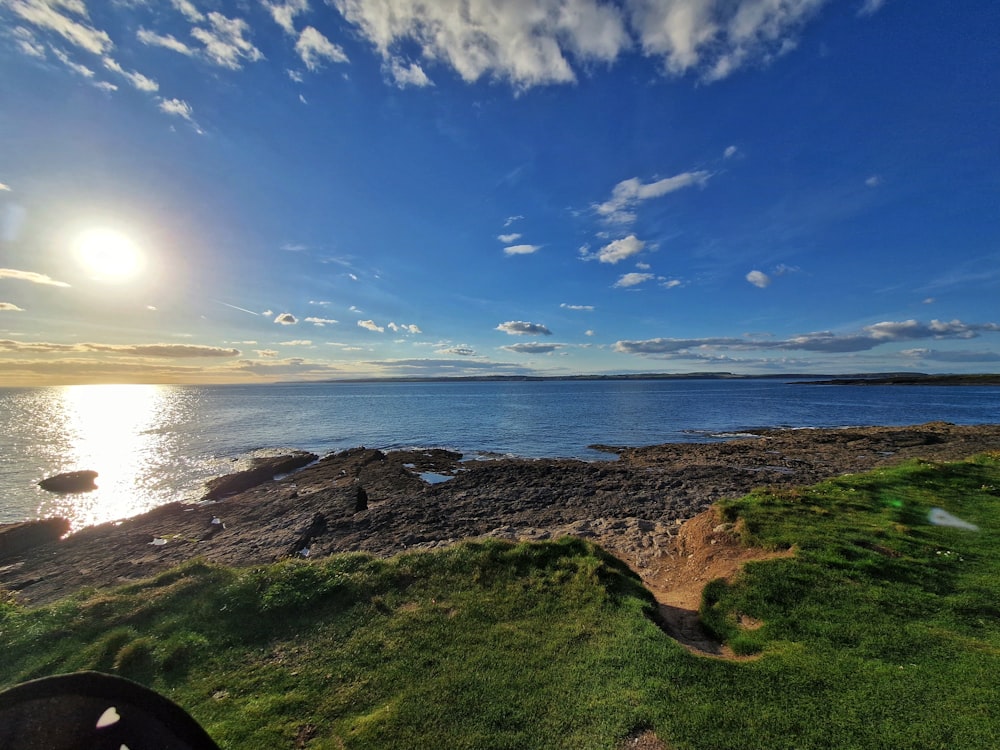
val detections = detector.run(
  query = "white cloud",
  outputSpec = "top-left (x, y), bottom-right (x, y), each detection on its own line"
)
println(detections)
top-left (102, 57), bottom-right (158, 91)
top-left (502, 342), bottom-right (563, 354)
top-left (496, 320), bottom-right (552, 336)
top-left (503, 215), bottom-right (524, 226)
top-left (585, 329), bottom-right (595, 336)
top-left (746, 269), bottom-right (771, 288)
top-left (274, 312), bottom-right (298, 325)
top-left (52, 46), bottom-right (94, 77)
top-left (0, 268), bottom-right (70, 287)
top-left (0, 302), bottom-right (25, 311)
top-left (12, 25), bottom-right (46, 58)
top-left (296, 26), bottom-right (349, 71)
top-left (587, 235), bottom-right (646, 264)
top-left (504, 244), bottom-right (540, 256)
top-left (858, 0), bottom-right (887, 16)
top-left (279, 339), bottom-right (312, 346)
top-left (498, 232), bottom-right (522, 243)
top-left (158, 97), bottom-right (194, 121)
top-left (387, 322), bottom-right (422, 334)
top-left (661, 278), bottom-right (683, 289)
top-left (263, 0), bottom-right (309, 35)
top-left (0, 183), bottom-right (10, 191)
top-left (332, 0), bottom-right (628, 88)
top-left (437, 345), bottom-right (477, 356)
top-left (614, 272), bottom-right (654, 288)
top-left (287, 68), bottom-right (304, 82)
top-left (388, 58), bottom-right (431, 87)
top-left (865, 174), bottom-right (882, 187)
top-left (255, 349), bottom-right (279, 358)
top-left (192, 12), bottom-right (264, 70)
top-left (358, 319), bottom-right (385, 332)
top-left (595, 171), bottom-right (711, 224)
top-left (627, 0), bottom-right (827, 82)
top-left (171, 0), bottom-right (204, 23)
top-left (6, 0), bottom-right (113, 55)
top-left (304, 316), bottom-right (339, 326)
top-left (0, 339), bottom-right (240, 357)
top-left (613, 319), bottom-right (1000, 357)
top-left (137, 28), bottom-right (195, 56)
top-left (724, 145), bottom-right (738, 158)
top-left (560, 303), bottom-right (594, 311)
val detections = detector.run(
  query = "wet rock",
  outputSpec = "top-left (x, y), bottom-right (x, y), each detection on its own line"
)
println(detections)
top-left (202, 452), bottom-right (317, 500)
top-left (38, 470), bottom-right (98, 493)
top-left (0, 518), bottom-right (70, 561)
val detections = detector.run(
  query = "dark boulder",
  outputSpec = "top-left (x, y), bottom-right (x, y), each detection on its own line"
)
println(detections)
top-left (201, 452), bottom-right (317, 500)
top-left (0, 518), bottom-right (70, 562)
top-left (38, 470), bottom-right (98, 493)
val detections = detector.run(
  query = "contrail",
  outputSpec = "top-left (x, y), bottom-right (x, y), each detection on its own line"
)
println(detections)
top-left (215, 300), bottom-right (260, 316)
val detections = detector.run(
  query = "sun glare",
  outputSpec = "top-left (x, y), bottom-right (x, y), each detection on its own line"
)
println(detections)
top-left (73, 227), bottom-right (144, 282)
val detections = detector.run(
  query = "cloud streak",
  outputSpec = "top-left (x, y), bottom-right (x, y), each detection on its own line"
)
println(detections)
top-left (0, 340), bottom-right (241, 357)
top-left (614, 319), bottom-right (1000, 357)
top-left (496, 321), bottom-right (553, 336)
top-left (0, 268), bottom-right (71, 287)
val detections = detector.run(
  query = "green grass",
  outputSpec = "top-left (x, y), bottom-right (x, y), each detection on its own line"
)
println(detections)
top-left (2, 454), bottom-right (999, 749)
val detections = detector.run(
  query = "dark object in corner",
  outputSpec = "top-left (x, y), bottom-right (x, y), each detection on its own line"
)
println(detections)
top-left (201, 452), bottom-right (317, 500)
top-left (0, 671), bottom-right (220, 750)
top-left (0, 517), bottom-right (70, 562)
top-left (38, 470), bottom-right (98, 493)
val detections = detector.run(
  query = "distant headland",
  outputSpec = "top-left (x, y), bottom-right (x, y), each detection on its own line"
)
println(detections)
top-left (292, 372), bottom-right (1000, 385)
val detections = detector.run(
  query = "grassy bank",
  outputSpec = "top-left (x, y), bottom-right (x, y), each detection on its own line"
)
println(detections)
top-left (2, 454), bottom-right (998, 749)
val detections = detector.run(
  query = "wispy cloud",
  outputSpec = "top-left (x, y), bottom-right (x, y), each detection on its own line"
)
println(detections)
top-left (560, 303), bottom-right (594, 311)
top-left (501, 342), bottom-right (563, 354)
top-left (6, 0), bottom-right (113, 55)
top-left (437, 345), bottom-right (477, 356)
top-left (263, 0), bottom-right (310, 35)
top-left (387, 322), bottom-right (421, 334)
top-left (0, 302), bottom-right (25, 311)
top-left (498, 233), bottom-right (522, 243)
top-left (595, 171), bottom-right (711, 224)
top-left (614, 272), bottom-right (654, 288)
top-left (304, 316), bottom-right (339, 326)
top-left (358, 319), bottom-right (385, 332)
top-left (158, 97), bottom-right (195, 121)
top-left (581, 235), bottom-right (646, 264)
top-left (296, 26), bottom-right (349, 71)
top-left (504, 244), bottom-right (540, 256)
top-left (746, 270), bottom-right (771, 288)
top-left (171, 0), bottom-right (204, 24)
top-left (614, 319), bottom-right (1000, 357)
top-left (0, 340), bottom-right (240, 357)
top-left (0, 268), bottom-right (70, 287)
top-left (387, 58), bottom-right (431, 87)
top-left (137, 27), bottom-right (195, 56)
top-left (191, 12), bottom-right (264, 70)
top-left (102, 57), bottom-right (158, 91)
top-left (495, 321), bottom-right (552, 336)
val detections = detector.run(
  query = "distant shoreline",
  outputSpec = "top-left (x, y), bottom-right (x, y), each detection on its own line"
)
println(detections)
top-left (796, 374), bottom-right (1000, 386)
top-left (287, 371), bottom-right (1000, 386)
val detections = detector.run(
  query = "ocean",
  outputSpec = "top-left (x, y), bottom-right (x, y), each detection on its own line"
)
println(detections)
top-left (2, 379), bottom-right (999, 529)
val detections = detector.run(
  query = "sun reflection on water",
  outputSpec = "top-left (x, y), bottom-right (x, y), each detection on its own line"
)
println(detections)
top-left (38, 384), bottom-right (178, 529)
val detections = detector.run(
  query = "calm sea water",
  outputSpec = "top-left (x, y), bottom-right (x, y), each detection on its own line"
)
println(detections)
top-left (2, 379), bottom-right (999, 529)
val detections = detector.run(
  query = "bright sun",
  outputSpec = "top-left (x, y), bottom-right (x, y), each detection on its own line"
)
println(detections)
top-left (73, 228), bottom-right (144, 282)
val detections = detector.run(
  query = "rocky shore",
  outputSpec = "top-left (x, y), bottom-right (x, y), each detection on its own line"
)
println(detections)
top-left (2, 422), bottom-right (999, 608)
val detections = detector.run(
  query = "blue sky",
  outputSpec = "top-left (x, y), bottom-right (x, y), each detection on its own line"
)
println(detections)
top-left (1, 0), bottom-right (998, 385)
